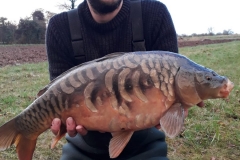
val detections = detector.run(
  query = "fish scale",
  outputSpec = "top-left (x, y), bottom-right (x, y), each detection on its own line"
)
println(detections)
top-left (84, 82), bottom-right (98, 112)
top-left (96, 63), bottom-right (105, 73)
top-left (0, 51), bottom-right (234, 160)
top-left (132, 70), bottom-right (148, 102)
top-left (50, 97), bottom-right (61, 115)
top-left (140, 59), bottom-right (150, 74)
top-left (68, 74), bottom-right (81, 88)
top-left (77, 71), bottom-right (87, 84)
top-left (123, 55), bottom-right (138, 68)
top-left (118, 68), bottom-right (132, 103)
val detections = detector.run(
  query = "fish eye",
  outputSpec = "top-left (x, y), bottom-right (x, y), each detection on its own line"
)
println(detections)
top-left (206, 76), bottom-right (212, 81)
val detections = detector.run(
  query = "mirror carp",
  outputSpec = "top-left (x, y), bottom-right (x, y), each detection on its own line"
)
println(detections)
top-left (0, 51), bottom-right (234, 159)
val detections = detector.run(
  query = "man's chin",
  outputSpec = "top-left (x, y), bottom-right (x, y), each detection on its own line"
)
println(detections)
top-left (88, 0), bottom-right (122, 14)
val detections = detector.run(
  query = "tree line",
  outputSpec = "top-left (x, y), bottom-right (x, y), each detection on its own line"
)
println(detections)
top-left (178, 27), bottom-right (235, 38)
top-left (0, 9), bottom-right (53, 44)
top-left (0, 0), bottom-right (79, 44)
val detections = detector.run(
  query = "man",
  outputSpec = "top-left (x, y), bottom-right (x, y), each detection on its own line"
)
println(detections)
top-left (46, 0), bottom-right (178, 159)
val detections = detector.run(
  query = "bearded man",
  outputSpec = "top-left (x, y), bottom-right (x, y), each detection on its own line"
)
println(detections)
top-left (46, 0), bottom-right (178, 159)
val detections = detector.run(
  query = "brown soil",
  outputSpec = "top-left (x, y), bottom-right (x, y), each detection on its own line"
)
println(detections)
top-left (0, 39), bottom-right (239, 67)
top-left (0, 45), bottom-right (47, 67)
top-left (178, 38), bottom-right (240, 48)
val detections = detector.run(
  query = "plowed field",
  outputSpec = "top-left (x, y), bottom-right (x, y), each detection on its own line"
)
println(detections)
top-left (0, 38), bottom-right (239, 67)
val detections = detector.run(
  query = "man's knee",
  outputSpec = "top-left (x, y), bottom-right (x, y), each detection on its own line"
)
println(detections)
top-left (60, 143), bottom-right (91, 160)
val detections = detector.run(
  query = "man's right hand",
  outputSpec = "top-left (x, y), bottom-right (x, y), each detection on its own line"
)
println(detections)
top-left (51, 117), bottom-right (88, 137)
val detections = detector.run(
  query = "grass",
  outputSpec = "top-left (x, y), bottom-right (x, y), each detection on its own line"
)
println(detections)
top-left (179, 34), bottom-right (240, 41)
top-left (0, 63), bottom-right (63, 160)
top-left (0, 41), bottom-right (240, 160)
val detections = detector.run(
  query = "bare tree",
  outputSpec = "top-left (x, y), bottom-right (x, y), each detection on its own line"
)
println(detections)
top-left (45, 11), bottom-right (57, 24)
top-left (58, 0), bottom-right (79, 10)
top-left (208, 27), bottom-right (214, 35)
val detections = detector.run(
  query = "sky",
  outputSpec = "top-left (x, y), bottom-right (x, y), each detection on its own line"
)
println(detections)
top-left (0, 0), bottom-right (239, 35)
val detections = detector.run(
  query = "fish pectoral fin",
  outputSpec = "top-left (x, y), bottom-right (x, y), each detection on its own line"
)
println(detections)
top-left (109, 131), bottom-right (134, 158)
top-left (51, 124), bottom-right (67, 149)
top-left (160, 103), bottom-right (184, 138)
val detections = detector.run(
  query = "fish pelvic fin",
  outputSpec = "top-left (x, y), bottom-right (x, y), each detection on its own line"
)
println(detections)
top-left (160, 103), bottom-right (184, 138)
top-left (51, 124), bottom-right (67, 149)
top-left (0, 118), bottom-right (36, 160)
top-left (109, 131), bottom-right (134, 158)
top-left (16, 134), bottom-right (37, 160)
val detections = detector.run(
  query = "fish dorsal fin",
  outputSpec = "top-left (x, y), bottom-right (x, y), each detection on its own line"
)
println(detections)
top-left (37, 52), bottom-right (126, 97)
top-left (37, 87), bottom-right (48, 97)
top-left (160, 103), bottom-right (184, 138)
top-left (109, 131), bottom-right (134, 158)
top-left (98, 52), bottom-right (126, 61)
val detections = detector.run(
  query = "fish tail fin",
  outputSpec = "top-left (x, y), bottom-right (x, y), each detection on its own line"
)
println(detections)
top-left (0, 119), bottom-right (37, 160)
top-left (0, 119), bottom-right (19, 151)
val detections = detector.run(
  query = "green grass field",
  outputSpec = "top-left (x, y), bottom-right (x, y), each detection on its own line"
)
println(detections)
top-left (178, 34), bottom-right (240, 41)
top-left (0, 41), bottom-right (239, 160)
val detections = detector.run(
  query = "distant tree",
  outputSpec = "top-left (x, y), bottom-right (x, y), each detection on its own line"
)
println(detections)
top-left (191, 33), bottom-right (197, 37)
top-left (0, 17), bottom-right (5, 43)
top-left (58, 0), bottom-right (79, 10)
top-left (180, 34), bottom-right (187, 37)
top-left (15, 17), bottom-right (45, 44)
top-left (0, 17), bottom-right (17, 44)
top-left (3, 22), bottom-right (17, 44)
top-left (32, 9), bottom-right (45, 21)
top-left (223, 29), bottom-right (234, 35)
top-left (32, 9), bottom-right (45, 26)
top-left (208, 27), bottom-right (214, 36)
top-left (31, 9), bottom-right (46, 43)
top-left (0, 17), bottom-right (7, 25)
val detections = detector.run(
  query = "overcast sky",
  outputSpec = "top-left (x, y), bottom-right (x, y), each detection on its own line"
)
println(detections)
top-left (0, 0), bottom-right (239, 35)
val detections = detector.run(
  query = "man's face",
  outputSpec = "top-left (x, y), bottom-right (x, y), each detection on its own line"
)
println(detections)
top-left (87, 0), bottom-right (122, 14)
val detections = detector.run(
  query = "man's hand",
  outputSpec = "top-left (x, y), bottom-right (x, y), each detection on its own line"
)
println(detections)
top-left (51, 117), bottom-right (88, 137)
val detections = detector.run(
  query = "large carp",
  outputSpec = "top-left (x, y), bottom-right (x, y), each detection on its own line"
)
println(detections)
top-left (0, 51), bottom-right (234, 159)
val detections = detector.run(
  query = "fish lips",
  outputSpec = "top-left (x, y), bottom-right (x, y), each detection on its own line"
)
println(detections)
top-left (218, 79), bottom-right (234, 98)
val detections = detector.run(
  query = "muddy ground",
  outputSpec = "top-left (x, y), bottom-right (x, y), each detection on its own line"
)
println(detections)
top-left (0, 39), bottom-right (239, 67)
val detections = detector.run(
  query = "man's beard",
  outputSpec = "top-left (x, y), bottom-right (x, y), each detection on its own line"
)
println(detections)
top-left (88, 0), bottom-right (122, 14)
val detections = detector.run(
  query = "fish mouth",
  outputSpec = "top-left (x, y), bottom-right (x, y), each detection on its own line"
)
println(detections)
top-left (219, 79), bottom-right (234, 98)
